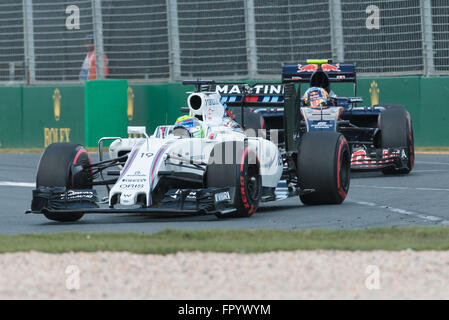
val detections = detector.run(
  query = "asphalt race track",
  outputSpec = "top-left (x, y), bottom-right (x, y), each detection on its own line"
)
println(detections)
top-left (0, 153), bottom-right (448, 234)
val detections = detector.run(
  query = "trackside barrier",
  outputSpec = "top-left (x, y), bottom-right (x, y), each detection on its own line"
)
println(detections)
top-left (127, 82), bottom-right (189, 132)
top-left (84, 80), bottom-right (128, 148)
top-left (0, 85), bottom-right (85, 148)
top-left (0, 86), bottom-right (23, 148)
top-left (357, 77), bottom-right (449, 146)
top-left (0, 76), bottom-right (448, 148)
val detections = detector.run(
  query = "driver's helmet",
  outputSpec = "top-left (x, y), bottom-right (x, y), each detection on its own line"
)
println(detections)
top-left (303, 87), bottom-right (329, 108)
top-left (174, 115), bottom-right (204, 138)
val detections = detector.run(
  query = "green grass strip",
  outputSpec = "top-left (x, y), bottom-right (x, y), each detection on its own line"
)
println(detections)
top-left (1, 227), bottom-right (449, 254)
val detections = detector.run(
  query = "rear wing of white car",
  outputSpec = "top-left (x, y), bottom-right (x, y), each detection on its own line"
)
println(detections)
top-left (182, 80), bottom-right (299, 152)
top-left (182, 80), bottom-right (285, 108)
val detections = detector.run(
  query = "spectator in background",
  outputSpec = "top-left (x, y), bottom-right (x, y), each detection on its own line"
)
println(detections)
top-left (79, 33), bottom-right (109, 81)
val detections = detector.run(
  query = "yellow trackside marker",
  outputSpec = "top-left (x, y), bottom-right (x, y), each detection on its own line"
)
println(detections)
top-left (52, 88), bottom-right (61, 121)
top-left (370, 81), bottom-right (380, 106)
top-left (306, 59), bottom-right (329, 64)
top-left (127, 87), bottom-right (134, 121)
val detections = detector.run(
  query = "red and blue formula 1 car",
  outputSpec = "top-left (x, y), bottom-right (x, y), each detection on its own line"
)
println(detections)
top-left (206, 59), bottom-right (414, 174)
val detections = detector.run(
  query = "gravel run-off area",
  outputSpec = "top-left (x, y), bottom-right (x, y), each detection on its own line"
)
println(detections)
top-left (1, 250), bottom-right (449, 300)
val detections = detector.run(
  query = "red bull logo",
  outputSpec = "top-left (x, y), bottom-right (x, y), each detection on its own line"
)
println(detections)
top-left (321, 64), bottom-right (341, 72)
top-left (298, 64), bottom-right (318, 72)
top-left (297, 64), bottom-right (341, 73)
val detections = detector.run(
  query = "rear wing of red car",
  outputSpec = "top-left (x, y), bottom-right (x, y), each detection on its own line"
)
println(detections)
top-left (282, 60), bottom-right (357, 84)
top-left (282, 60), bottom-right (357, 96)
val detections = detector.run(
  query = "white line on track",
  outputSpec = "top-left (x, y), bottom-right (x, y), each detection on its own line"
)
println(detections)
top-left (353, 185), bottom-right (449, 192)
top-left (349, 200), bottom-right (449, 225)
top-left (415, 161), bottom-right (449, 166)
top-left (0, 181), bottom-right (35, 188)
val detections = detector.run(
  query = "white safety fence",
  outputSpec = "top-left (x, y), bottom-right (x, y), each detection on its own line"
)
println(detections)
top-left (432, 0), bottom-right (449, 74)
top-left (177, 0), bottom-right (247, 79)
top-left (102, 0), bottom-right (169, 80)
top-left (1, 0), bottom-right (449, 83)
top-left (341, 0), bottom-right (424, 75)
top-left (255, 0), bottom-right (333, 76)
top-left (0, 1), bottom-right (25, 83)
top-left (31, 0), bottom-right (94, 82)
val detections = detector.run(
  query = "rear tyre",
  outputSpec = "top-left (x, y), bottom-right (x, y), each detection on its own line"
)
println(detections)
top-left (379, 105), bottom-right (414, 175)
top-left (206, 141), bottom-right (261, 218)
top-left (36, 143), bottom-right (92, 222)
top-left (297, 132), bottom-right (350, 205)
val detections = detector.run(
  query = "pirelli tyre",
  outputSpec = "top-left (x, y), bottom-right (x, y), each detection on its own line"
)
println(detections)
top-left (206, 141), bottom-right (261, 218)
top-left (297, 132), bottom-right (350, 205)
top-left (379, 105), bottom-right (414, 174)
top-left (35, 143), bottom-right (92, 222)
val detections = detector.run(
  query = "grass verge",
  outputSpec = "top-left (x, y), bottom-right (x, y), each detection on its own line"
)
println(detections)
top-left (1, 227), bottom-right (449, 254)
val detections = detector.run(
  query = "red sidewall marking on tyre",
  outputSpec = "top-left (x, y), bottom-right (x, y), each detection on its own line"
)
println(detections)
top-left (73, 148), bottom-right (88, 165)
top-left (408, 114), bottom-right (414, 170)
top-left (71, 148), bottom-right (90, 189)
top-left (337, 137), bottom-right (347, 199)
top-left (239, 146), bottom-right (256, 214)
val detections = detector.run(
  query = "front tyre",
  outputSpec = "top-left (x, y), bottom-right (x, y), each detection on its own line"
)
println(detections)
top-left (35, 143), bottom-right (92, 222)
top-left (379, 106), bottom-right (414, 175)
top-left (297, 132), bottom-right (350, 205)
top-left (206, 141), bottom-right (261, 218)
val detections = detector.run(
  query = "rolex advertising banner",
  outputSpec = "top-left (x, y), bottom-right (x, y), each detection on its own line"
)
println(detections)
top-left (22, 86), bottom-right (85, 148)
top-left (0, 85), bottom-right (85, 149)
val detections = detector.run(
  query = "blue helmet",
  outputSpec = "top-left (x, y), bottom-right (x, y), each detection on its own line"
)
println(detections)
top-left (303, 87), bottom-right (329, 108)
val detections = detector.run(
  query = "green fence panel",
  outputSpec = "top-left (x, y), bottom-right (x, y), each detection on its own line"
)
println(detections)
top-left (22, 85), bottom-right (84, 148)
top-left (128, 84), bottom-right (168, 133)
top-left (419, 77), bottom-right (449, 146)
top-left (166, 83), bottom-right (192, 124)
top-left (357, 77), bottom-right (423, 145)
top-left (84, 80), bottom-right (128, 147)
top-left (129, 82), bottom-right (192, 133)
top-left (127, 85), bottom-right (152, 129)
top-left (0, 86), bottom-right (22, 148)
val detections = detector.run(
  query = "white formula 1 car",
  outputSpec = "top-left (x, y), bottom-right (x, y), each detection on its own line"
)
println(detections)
top-left (28, 82), bottom-right (350, 222)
